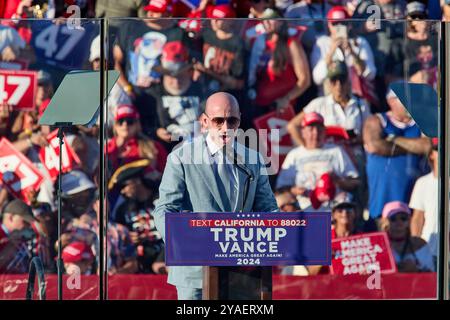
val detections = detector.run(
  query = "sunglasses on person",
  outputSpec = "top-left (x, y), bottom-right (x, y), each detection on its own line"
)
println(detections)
top-left (388, 213), bottom-right (409, 223)
top-left (204, 113), bottom-right (240, 128)
top-left (117, 118), bottom-right (137, 126)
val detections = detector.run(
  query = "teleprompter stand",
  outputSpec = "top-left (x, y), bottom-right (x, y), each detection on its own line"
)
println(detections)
top-left (39, 70), bottom-right (119, 300)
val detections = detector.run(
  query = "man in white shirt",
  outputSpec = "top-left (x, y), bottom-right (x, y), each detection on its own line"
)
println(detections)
top-left (309, 6), bottom-right (376, 95)
top-left (409, 138), bottom-right (438, 258)
top-left (277, 112), bottom-right (359, 210)
top-left (288, 61), bottom-right (370, 147)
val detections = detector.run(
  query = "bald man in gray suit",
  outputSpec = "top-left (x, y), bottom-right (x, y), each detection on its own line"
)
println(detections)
top-left (153, 92), bottom-right (279, 300)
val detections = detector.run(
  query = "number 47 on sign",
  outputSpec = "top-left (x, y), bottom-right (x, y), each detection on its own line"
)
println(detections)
top-left (0, 70), bottom-right (37, 111)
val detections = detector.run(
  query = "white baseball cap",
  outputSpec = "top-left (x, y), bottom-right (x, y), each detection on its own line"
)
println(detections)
top-left (61, 170), bottom-right (96, 197)
top-left (89, 35), bottom-right (100, 63)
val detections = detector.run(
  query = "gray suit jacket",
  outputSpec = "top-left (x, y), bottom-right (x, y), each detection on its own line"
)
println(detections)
top-left (153, 134), bottom-right (279, 289)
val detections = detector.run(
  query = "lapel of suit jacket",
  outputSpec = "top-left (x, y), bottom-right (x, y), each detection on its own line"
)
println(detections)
top-left (191, 134), bottom-right (227, 212)
top-left (234, 143), bottom-right (248, 212)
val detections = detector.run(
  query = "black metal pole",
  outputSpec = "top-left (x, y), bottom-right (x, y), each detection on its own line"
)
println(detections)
top-left (98, 17), bottom-right (106, 301)
top-left (438, 21), bottom-right (449, 300)
top-left (57, 126), bottom-right (64, 300)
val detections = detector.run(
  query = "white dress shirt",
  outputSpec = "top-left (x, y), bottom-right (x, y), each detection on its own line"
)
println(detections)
top-left (303, 94), bottom-right (371, 135)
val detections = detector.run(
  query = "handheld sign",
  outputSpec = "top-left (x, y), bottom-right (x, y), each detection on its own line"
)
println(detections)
top-left (253, 105), bottom-right (296, 174)
top-left (30, 21), bottom-right (98, 70)
top-left (0, 138), bottom-right (44, 205)
top-left (165, 212), bottom-right (331, 266)
top-left (330, 232), bottom-right (397, 275)
top-left (0, 59), bottom-right (30, 70)
top-left (0, 70), bottom-right (37, 111)
top-left (39, 129), bottom-right (80, 181)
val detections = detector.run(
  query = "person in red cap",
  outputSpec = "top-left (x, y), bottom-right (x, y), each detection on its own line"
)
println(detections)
top-left (310, 5), bottom-right (376, 96)
top-left (148, 40), bottom-right (205, 147)
top-left (380, 201), bottom-right (435, 273)
top-left (277, 111), bottom-right (360, 211)
top-left (62, 241), bottom-right (95, 275)
top-left (107, 104), bottom-right (168, 178)
top-left (193, 4), bottom-right (247, 103)
top-left (113, 0), bottom-right (189, 136)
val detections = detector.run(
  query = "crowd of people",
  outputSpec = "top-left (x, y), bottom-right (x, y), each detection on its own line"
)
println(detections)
top-left (0, 0), bottom-right (445, 281)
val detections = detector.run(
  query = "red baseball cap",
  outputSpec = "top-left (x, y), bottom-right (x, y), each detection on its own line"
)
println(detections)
top-left (144, 0), bottom-right (170, 13)
top-left (115, 104), bottom-right (140, 121)
top-left (327, 6), bottom-right (350, 21)
top-left (62, 242), bottom-right (94, 264)
top-left (206, 4), bottom-right (236, 19)
top-left (310, 173), bottom-right (336, 209)
top-left (301, 112), bottom-right (325, 127)
top-left (161, 40), bottom-right (190, 73)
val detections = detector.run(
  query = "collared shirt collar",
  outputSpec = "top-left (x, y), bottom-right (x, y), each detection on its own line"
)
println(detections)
top-left (329, 94), bottom-right (358, 109)
top-left (206, 133), bottom-right (235, 157)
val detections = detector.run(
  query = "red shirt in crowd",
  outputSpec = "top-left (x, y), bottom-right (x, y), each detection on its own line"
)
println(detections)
top-left (254, 36), bottom-right (299, 107)
top-left (1, 0), bottom-right (32, 44)
top-left (106, 137), bottom-right (168, 177)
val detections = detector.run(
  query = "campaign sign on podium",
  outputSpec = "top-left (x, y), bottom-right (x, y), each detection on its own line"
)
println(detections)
top-left (165, 212), bottom-right (331, 266)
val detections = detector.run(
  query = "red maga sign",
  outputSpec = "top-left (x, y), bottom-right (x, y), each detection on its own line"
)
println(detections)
top-left (0, 138), bottom-right (44, 205)
top-left (330, 232), bottom-right (397, 275)
top-left (39, 130), bottom-right (80, 181)
top-left (253, 105), bottom-right (296, 173)
top-left (0, 70), bottom-right (37, 111)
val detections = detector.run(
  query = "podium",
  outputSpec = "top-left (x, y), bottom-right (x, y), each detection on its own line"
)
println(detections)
top-left (165, 211), bottom-right (331, 300)
top-left (203, 266), bottom-right (272, 300)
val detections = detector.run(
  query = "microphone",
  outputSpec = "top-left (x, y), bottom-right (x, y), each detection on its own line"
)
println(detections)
top-left (232, 149), bottom-right (254, 181)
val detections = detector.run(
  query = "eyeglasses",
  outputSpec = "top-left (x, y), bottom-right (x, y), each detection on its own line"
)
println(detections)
top-left (117, 118), bottom-right (137, 126)
top-left (204, 113), bottom-right (240, 128)
top-left (388, 214), bottom-right (409, 223)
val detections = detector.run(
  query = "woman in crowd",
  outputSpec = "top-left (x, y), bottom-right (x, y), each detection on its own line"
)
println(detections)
top-left (247, 8), bottom-right (310, 118)
top-left (106, 104), bottom-right (167, 181)
top-left (381, 201), bottom-right (435, 272)
top-left (307, 193), bottom-right (361, 275)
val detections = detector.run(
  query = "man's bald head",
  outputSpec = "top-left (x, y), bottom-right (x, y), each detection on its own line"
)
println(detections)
top-left (202, 92), bottom-right (241, 147)
top-left (205, 92), bottom-right (240, 116)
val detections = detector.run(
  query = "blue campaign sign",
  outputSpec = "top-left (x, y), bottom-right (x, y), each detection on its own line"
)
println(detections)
top-left (30, 21), bottom-right (98, 70)
top-left (165, 212), bottom-right (331, 266)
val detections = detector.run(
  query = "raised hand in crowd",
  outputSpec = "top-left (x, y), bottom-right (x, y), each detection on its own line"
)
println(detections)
top-left (1, 46), bottom-right (18, 62)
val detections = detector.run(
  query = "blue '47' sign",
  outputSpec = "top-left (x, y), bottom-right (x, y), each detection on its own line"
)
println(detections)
top-left (165, 212), bottom-right (331, 266)
top-left (31, 21), bottom-right (98, 70)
